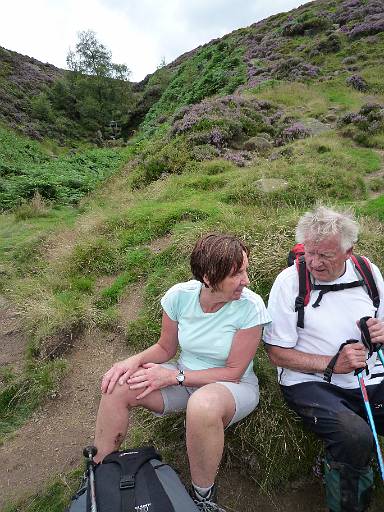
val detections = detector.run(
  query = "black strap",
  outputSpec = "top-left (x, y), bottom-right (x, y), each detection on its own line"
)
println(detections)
top-left (359, 316), bottom-right (374, 357)
top-left (103, 447), bottom-right (161, 512)
top-left (295, 255), bottom-right (308, 328)
top-left (353, 255), bottom-right (380, 310)
top-left (140, 462), bottom-right (175, 512)
top-left (323, 335), bottom-right (372, 382)
top-left (294, 254), bottom-right (380, 328)
top-left (345, 338), bottom-right (369, 377)
top-left (312, 280), bottom-right (363, 308)
top-left (323, 341), bottom-right (349, 383)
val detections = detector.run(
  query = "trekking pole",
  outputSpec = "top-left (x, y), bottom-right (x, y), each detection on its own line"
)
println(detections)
top-left (377, 348), bottom-right (384, 367)
top-left (359, 316), bottom-right (384, 371)
top-left (349, 323), bottom-right (384, 481)
top-left (83, 445), bottom-right (98, 512)
top-left (355, 370), bottom-right (384, 481)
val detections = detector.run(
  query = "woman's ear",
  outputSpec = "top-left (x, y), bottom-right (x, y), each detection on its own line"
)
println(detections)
top-left (202, 274), bottom-right (210, 288)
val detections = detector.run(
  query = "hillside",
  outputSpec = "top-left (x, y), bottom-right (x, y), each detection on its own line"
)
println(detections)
top-left (0, 47), bottom-right (63, 139)
top-left (1, 0), bottom-right (384, 510)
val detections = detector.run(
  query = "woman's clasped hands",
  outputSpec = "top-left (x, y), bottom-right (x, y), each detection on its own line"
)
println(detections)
top-left (128, 363), bottom-right (176, 399)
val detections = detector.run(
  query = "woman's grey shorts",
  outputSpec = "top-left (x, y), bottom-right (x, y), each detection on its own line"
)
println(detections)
top-left (155, 363), bottom-right (259, 427)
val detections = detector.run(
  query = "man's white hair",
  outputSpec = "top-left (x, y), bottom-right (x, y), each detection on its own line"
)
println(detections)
top-left (296, 206), bottom-right (359, 251)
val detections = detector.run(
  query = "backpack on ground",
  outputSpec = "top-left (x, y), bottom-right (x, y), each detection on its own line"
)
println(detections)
top-left (287, 243), bottom-right (380, 329)
top-left (66, 445), bottom-right (199, 512)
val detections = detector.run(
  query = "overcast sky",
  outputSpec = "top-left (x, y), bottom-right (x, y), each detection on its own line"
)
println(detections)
top-left (1, 0), bottom-right (310, 82)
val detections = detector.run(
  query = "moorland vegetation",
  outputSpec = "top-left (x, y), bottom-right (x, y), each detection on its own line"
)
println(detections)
top-left (1, 0), bottom-right (384, 509)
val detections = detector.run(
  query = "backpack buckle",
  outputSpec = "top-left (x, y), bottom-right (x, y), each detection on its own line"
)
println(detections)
top-left (120, 476), bottom-right (135, 489)
top-left (294, 296), bottom-right (304, 311)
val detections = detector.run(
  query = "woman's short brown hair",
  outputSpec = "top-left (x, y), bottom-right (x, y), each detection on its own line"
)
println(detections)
top-left (190, 233), bottom-right (249, 290)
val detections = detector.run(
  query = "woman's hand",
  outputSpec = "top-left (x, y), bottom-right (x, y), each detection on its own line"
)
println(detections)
top-left (127, 363), bottom-right (176, 400)
top-left (101, 356), bottom-right (142, 394)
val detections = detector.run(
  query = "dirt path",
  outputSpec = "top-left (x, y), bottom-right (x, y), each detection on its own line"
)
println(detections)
top-left (0, 296), bottom-right (27, 378)
top-left (0, 288), bottom-right (143, 510)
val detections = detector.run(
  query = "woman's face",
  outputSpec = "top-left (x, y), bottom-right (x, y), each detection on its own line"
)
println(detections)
top-left (215, 251), bottom-right (250, 301)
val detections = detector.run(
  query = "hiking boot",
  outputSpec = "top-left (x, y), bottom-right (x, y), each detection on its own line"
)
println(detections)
top-left (190, 485), bottom-right (227, 512)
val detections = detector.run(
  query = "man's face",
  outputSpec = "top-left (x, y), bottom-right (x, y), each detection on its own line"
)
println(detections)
top-left (304, 235), bottom-right (352, 282)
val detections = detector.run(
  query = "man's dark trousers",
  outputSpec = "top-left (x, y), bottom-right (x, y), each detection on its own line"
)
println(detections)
top-left (282, 379), bottom-right (384, 512)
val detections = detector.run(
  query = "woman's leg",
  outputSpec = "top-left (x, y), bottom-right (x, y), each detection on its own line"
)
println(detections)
top-left (93, 383), bottom-right (164, 463)
top-left (186, 383), bottom-right (236, 487)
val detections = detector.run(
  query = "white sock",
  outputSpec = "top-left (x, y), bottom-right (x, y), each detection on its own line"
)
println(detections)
top-left (192, 482), bottom-right (213, 499)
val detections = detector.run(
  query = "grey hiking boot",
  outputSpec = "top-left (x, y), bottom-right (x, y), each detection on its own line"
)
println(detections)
top-left (190, 485), bottom-right (227, 512)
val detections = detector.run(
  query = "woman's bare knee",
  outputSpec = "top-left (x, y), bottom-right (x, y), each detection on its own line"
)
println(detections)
top-left (101, 382), bottom-right (139, 409)
top-left (187, 384), bottom-right (235, 425)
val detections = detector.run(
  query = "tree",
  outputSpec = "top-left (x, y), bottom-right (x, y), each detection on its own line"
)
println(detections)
top-left (66, 30), bottom-right (130, 81)
top-left (48, 30), bottom-right (134, 137)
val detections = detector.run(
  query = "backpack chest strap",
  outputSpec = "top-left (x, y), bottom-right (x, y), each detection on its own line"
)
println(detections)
top-left (312, 280), bottom-right (364, 308)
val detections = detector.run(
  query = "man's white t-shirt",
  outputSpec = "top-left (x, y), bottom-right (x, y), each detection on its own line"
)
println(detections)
top-left (263, 258), bottom-right (384, 388)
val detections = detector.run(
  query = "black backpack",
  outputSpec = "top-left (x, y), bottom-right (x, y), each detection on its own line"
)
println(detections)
top-left (287, 244), bottom-right (380, 328)
top-left (67, 446), bottom-right (199, 512)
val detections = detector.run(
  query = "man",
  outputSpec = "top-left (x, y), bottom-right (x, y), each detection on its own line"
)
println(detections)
top-left (263, 206), bottom-right (384, 512)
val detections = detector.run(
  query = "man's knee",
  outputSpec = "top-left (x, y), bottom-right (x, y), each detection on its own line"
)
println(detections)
top-left (331, 412), bottom-right (374, 467)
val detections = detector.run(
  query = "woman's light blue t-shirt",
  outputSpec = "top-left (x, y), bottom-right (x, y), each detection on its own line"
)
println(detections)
top-left (161, 280), bottom-right (271, 375)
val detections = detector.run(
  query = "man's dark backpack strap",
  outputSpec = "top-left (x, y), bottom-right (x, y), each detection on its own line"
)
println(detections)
top-left (351, 255), bottom-right (380, 313)
top-left (312, 281), bottom-right (363, 308)
top-left (102, 447), bottom-right (174, 512)
top-left (295, 254), bottom-right (311, 328)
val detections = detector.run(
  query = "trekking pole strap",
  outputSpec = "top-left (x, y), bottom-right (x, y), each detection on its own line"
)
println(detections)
top-left (323, 341), bottom-right (349, 383)
top-left (359, 316), bottom-right (375, 357)
top-left (324, 338), bottom-right (369, 383)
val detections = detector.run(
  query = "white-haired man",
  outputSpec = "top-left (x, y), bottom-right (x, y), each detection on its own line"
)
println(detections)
top-left (264, 206), bottom-right (384, 512)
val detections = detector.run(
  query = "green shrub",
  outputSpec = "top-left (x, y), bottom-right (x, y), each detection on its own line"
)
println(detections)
top-left (202, 159), bottom-right (236, 175)
top-left (0, 126), bottom-right (127, 209)
top-left (69, 239), bottom-right (120, 275)
top-left (97, 249), bottom-right (152, 308)
top-left (130, 137), bottom-right (190, 188)
top-left (0, 360), bottom-right (66, 443)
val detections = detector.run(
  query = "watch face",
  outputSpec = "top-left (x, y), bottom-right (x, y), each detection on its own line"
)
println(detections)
top-left (176, 372), bottom-right (185, 383)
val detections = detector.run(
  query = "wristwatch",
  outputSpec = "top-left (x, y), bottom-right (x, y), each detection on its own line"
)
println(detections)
top-left (176, 369), bottom-right (185, 386)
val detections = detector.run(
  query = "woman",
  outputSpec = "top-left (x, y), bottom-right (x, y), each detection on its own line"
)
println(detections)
top-left (94, 233), bottom-right (270, 512)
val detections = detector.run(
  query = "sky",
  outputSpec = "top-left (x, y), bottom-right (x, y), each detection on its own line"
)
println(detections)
top-left (1, 0), bottom-right (310, 82)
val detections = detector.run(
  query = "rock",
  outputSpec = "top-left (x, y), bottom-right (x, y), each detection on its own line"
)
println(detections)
top-left (324, 113), bottom-right (338, 123)
top-left (254, 178), bottom-right (289, 193)
top-left (300, 118), bottom-right (332, 135)
top-left (243, 136), bottom-right (273, 155)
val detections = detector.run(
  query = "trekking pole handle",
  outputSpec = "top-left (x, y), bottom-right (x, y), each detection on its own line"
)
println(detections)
top-left (83, 445), bottom-right (98, 460)
top-left (83, 446), bottom-right (98, 512)
top-left (343, 339), bottom-right (367, 376)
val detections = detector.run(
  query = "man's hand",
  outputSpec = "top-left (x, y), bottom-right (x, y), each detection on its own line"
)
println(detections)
top-left (333, 343), bottom-right (367, 374)
top-left (101, 356), bottom-right (142, 394)
top-left (365, 317), bottom-right (384, 346)
top-left (127, 363), bottom-right (176, 400)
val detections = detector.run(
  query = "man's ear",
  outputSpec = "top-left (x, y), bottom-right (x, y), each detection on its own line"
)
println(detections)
top-left (202, 274), bottom-right (210, 288)
top-left (345, 247), bottom-right (353, 260)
